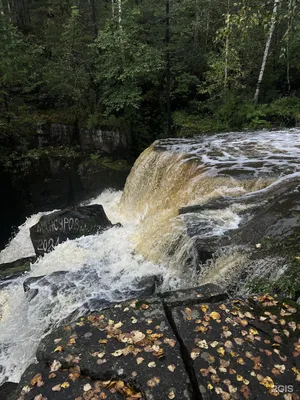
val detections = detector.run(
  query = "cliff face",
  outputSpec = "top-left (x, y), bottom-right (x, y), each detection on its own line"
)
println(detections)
top-left (0, 123), bottom-right (132, 251)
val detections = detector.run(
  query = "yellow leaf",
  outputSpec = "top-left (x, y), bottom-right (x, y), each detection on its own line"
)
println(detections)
top-left (210, 311), bottom-right (221, 320)
top-left (217, 347), bottom-right (225, 356)
top-left (260, 376), bottom-right (274, 389)
top-left (54, 346), bottom-right (63, 353)
top-left (61, 382), bottom-right (70, 389)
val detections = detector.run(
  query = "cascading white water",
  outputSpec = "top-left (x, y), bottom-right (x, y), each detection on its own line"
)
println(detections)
top-left (0, 190), bottom-right (174, 385)
top-left (1, 129), bottom-right (300, 386)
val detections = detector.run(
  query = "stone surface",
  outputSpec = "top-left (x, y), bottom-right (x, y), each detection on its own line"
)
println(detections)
top-left (79, 129), bottom-right (131, 158)
top-left (0, 382), bottom-right (18, 400)
top-left (170, 294), bottom-right (300, 399)
top-left (37, 123), bottom-right (75, 148)
top-left (30, 205), bottom-right (114, 257)
top-left (163, 284), bottom-right (227, 307)
top-left (16, 297), bottom-right (192, 399)
top-left (0, 257), bottom-right (36, 281)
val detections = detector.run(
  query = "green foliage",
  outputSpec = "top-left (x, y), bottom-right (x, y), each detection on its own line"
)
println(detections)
top-left (93, 15), bottom-right (163, 115)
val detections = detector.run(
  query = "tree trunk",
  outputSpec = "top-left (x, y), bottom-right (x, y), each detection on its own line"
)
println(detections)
top-left (118, 0), bottom-right (122, 29)
top-left (13, 0), bottom-right (31, 31)
top-left (165, 0), bottom-right (172, 135)
top-left (224, 0), bottom-right (230, 92)
top-left (90, 0), bottom-right (98, 37)
top-left (253, 0), bottom-right (280, 103)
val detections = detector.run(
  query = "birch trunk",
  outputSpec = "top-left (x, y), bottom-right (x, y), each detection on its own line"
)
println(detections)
top-left (118, 0), bottom-right (122, 29)
top-left (253, 0), bottom-right (280, 103)
top-left (0, 0), bottom-right (4, 16)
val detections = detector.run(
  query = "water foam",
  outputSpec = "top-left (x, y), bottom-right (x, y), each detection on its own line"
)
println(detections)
top-left (0, 190), bottom-right (169, 384)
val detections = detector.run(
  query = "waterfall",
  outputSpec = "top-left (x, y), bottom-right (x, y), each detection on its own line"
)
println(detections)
top-left (0, 129), bottom-right (300, 385)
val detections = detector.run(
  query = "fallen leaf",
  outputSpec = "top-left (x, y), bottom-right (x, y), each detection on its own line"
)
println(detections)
top-left (260, 376), bottom-right (274, 389)
top-left (52, 384), bottom-right (61, 392)
top-left (168, 364), bottom-right (176, 372)
top-left (168, 390), bottom-right (175, 399)
top-left (210, 311), bottom-right (221, 320)
top-left (61, 382), bottom-right (70, 389)
top-left (148, 362), bottom-right (156, 368)
top-left (83, 383), bottom-right (92, 392)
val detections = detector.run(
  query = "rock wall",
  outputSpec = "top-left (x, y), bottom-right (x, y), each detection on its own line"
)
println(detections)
top-left (37, 122), bottom-right (132, 158)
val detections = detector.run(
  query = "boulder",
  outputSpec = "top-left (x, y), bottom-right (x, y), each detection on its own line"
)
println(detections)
top-left (169, 294), bottom-right (300, 400)
top-left (13, 288), bottom-right (300, 400)
top-left (17, 297), bottom-right (192, 400)
top-left (30, 205), bottom-right (115, 257)
top-left (0, 257), bottom-right (36, 281)
top-left (23, 273), bottom-right (161, 307)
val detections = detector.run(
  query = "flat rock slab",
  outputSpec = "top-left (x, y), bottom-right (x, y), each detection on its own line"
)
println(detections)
top-left (171, 294), bottom-right (300, 400)
top-left (163, 283), bottom-right (227, 307)
top-left (17, 298), bottom-right (192, 399)
top-left (30, 205), bottom-right (114, 257)
top-left (0, 257), bottom-right (36, 282)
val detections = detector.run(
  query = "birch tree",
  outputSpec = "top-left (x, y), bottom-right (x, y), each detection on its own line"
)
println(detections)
top-left (253, 0), bottom-right (280, 103)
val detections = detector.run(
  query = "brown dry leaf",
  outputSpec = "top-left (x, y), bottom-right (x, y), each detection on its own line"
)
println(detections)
top-left (49, 373), bottom-right (56, 379)
top-left (240, 384), bottom-right (251, 399)
top-left (99, 393), bottom-right (107, 399)
top-left (34, 395), bottom-right (43, 400)
top-left (164, 338), bottom-right (176, 347)
top-left (147, 377), bottom-right (160, 387)
top-left (273, 335), bottom-right (282, 344)
top-left (234, 338), bottom-right (244, 345)
top-left (223, 330), bottom-right (232, 338)
top-left (288, 321), bottom-right (296, 331)
top-left (68, 366), bottom-right (80, 382)
top-left (224, 341), bottom-right (233, 349)
top-left (68, 337), bottom-right (76, 345)
top-left (30, 374), bottom-right (44, 387)
top-left (99, 339), bottom-right (108, 344)
top-left (52, 384), bottom-right (61, 392)
top-left (194, 326), bottom-right (208, 333)
top-left (137, 357), bottom-right (144, 365)
top-left (237, 358), bottom-right (245, 365)
top-left (132, 331), bottom-right (146, 343)
top-left (50, 360), bottom-right (61, 372)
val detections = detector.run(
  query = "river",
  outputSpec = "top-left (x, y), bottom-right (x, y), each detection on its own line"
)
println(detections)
top-left (0, 129), bottom-right (300, 386)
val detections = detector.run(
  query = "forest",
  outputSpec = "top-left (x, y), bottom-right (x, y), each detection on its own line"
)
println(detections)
top-left (1, 0), bottom-right (300, 169)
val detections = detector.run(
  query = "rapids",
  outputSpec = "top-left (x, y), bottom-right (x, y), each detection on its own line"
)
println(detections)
top-left (0, 129), bottom-right (300, 385)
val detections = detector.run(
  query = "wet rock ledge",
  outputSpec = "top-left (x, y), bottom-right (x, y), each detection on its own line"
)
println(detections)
top-left (11, 285), bottom-right (300, 400)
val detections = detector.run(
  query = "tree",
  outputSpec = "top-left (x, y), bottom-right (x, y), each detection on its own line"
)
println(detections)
top-left (253, 0), bottom-right (280, 103)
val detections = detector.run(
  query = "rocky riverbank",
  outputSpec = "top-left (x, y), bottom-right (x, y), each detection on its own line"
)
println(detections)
top-left (6, 285), bottom-right (300, 400)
